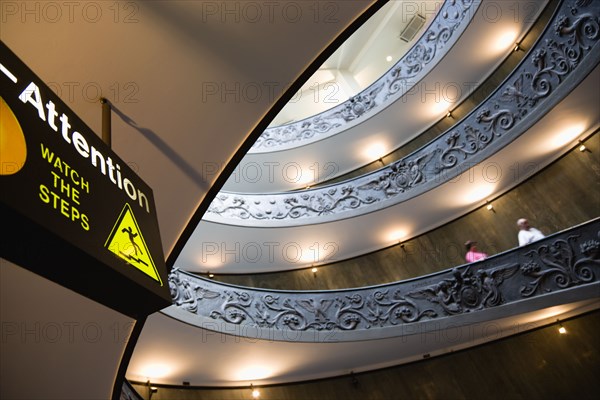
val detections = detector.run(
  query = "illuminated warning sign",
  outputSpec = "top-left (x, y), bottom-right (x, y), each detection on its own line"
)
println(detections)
top-left (105, 203), bottom-right (162, 285)
top-left (0, 97), bottom-right (27, 175)
top-left (1, 42), bottom-right (171, 317)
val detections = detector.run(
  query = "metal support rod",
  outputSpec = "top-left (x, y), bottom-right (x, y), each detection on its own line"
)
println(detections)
top-left (100, 98), bottom-right (111, 147)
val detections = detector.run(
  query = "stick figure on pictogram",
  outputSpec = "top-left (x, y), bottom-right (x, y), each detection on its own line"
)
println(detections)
top-left (122, 226), bottom-right (143, 256)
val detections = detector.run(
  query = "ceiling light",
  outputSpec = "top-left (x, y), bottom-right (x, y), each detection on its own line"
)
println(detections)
top-left (558, 325), bottom-right (567, 334)
top-left (485, 200), bottom-right (495, 212)
top-left (147, 381), bottom-right (158, 400)
top-left (251, 384), bottom-right (260, 399)
top-left (386, 55), bottom-right (393, 62)
top-left (446, 110), bottom-right (453, 118)
top-left (557, 319), bottom-right (567, 334)
top-left (578, 140), bottom-right (590, 152)
top-left (513, 43), bottom-right (521, 52)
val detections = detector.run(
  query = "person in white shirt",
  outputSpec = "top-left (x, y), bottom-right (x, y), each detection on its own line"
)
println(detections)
top-left (517, 218), bottom-right (545, 246)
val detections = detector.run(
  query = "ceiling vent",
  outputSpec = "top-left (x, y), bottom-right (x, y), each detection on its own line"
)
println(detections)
top-left (399, 14), bottom-right (426, 43)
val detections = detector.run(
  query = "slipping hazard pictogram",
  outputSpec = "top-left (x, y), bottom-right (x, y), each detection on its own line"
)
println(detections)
top-left (104, 203), bottom-right (163, 285)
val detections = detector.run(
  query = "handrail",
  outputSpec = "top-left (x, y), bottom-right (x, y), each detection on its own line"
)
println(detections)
top-left (166, 218), bottom-right (600, 342)
top-left (250, 0), bottom-right (478, 153)
top-left (206, 0), bottom-right (600, 226)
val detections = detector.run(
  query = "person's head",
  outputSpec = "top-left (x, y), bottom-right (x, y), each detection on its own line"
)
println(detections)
top-left (465, 240), bottom-right (477, 251)
top-left (517, 218), bottom-right (530, 230)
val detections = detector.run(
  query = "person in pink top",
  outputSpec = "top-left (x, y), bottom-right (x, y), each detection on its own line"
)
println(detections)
top-left (464, 240), bottom-right (487, 263)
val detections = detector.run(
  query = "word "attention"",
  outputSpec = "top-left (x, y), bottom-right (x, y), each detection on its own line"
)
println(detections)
top-left (19, 82), bottom-right (150, 213)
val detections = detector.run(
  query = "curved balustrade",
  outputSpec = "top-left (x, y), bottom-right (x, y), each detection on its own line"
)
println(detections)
top-left (250, 0), bottom-right (479, 153)
top-left (165, 218), bottom-right (600, 342)
top-left (206, 0), bottom-right (600, 226)
top-left (120, 380), bottom-right (143, 400)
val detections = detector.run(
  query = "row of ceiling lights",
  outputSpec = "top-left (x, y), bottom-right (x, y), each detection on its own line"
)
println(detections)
top-left (197, 15), bottom-right (594, 271)
top-left (140, 316), bottom-right (571, 392)
top-left (198, 127), bottom-right (593, 272)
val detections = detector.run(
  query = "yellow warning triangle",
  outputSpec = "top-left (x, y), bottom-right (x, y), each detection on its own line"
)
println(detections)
top-left (104, 203), bottom-right (162, 286)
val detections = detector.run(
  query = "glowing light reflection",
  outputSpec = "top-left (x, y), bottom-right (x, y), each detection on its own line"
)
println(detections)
top-left (235, 365), bottom-right (275, 381)
top-left (495, 31), bottom-right (519, 53)
top-left (139, 364), bottom-right (173, 379)
top-left (364, 142), bottom-right (387, 161)
top-left (463, 185), bottom-right (495, 204)
top-left (199, 256), bottom-right (223, 269)
top-left (430, 99), bottom-right (453, 117)
top-left (549, 124), bottom-right (586, 149)
top-left (386, 229), bottom-right (407, 243)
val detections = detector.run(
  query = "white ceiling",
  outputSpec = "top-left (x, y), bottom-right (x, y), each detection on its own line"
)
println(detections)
top-left (269, 0), bottom-right (441, 126)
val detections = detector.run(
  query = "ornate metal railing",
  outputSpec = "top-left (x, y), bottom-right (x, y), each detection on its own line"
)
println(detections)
top-left (120, 381), bottom-right (144, 400)
top-left (166, 218), bottom-right (600, 341)
top-left (250, 0), bottom-right (479, 153)
top-left (206, 0), bottom-right (600, 226)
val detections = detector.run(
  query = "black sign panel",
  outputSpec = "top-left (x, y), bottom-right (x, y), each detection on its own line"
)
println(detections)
top-left (0, 42), bottom-right (171, 317)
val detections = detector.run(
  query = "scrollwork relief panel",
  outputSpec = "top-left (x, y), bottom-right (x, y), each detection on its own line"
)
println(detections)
top-left (250, 0), bottom-right (478, 152)
top-left (206, 0), bottom-right (600, 226)
top-left (168, 219), bottom-right (600, 341)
